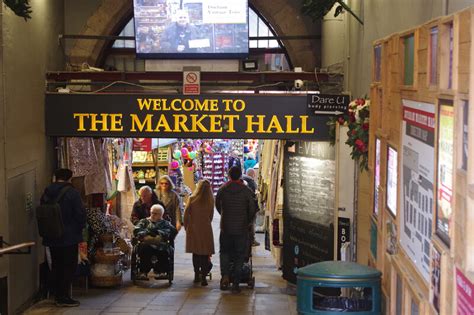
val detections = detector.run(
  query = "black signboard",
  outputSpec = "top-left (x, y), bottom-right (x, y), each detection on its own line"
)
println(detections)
top-left (282, 141), bottom-right (336, 284)
top-left (307, 94), bottom-right (350, 115)
top-left (45, 93), bottom-right (331, 140)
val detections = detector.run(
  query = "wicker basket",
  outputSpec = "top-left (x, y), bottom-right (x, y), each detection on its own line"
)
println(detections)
top-left (90, 273), bottom-right (122, 287)
top-left (116, 238), bottom-right (131, 254)
top-left (94, 248), bottom-right (121, 264)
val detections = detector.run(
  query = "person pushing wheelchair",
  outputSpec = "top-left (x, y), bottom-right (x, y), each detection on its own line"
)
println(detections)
top-left (133, 204), bottom-right (177, 280)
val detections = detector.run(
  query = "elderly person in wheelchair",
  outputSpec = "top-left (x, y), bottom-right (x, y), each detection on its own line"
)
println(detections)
top-left (132, 204), bottom-right (177, 281)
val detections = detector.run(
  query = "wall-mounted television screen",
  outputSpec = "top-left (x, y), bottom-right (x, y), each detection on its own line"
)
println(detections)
top-left (134, 0), bottom-right (249, 59)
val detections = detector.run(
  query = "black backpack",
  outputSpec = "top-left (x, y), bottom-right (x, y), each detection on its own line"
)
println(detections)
top-left (36, 186), bottom-right (71, 239)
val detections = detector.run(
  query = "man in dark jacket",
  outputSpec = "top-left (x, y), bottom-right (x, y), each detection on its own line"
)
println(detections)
top-left (159, 9), bottom-right (198, 53)
top-left (130, 185), bottom-right (164, 225)
top-left (216, 166), bottom-right (257, 293)
top-left (40, 168), bottom-right (86, 307)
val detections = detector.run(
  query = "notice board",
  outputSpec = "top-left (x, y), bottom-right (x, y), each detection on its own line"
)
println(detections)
top-left (282, 141), bottom-right (335, 284)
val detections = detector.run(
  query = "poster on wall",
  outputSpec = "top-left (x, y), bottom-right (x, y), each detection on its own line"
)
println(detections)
top-left (456, 268), bottom-right (474, 314)
top-left (462, 101), bottom-right (469, 171)
top-left (437, 100), bottom-right (454, 246)
top-left (430, 246), bottom-right (441, 313)
top-left (374, 138), bottom-right (381, 216)
top-left (399, 99), bottom-right (435, 281)
top-left (386, 146), bottom-right (398, 216)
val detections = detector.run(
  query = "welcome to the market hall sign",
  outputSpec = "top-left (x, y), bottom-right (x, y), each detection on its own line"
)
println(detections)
top-left (45, 93), bottom-right (332, 140)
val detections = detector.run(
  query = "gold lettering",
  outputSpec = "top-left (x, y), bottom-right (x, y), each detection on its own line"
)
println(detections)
top-left (154, 114), bottom-right (172, 132)
top-left (266, 116), bottom-right (284, 133)
top-left (110, 114), bottom-right (123, 131)
top-left (285, 115), bottom-right (300, 133)
top-left (209, 115), bottom-right (223, 132)
top-left (233, 99), bottom-right (245, 112)
top-left (209, 99), bottom-right (219, 111)
top-left (181, 99), bottom-right (194, 111)
top-left (191, 114), bottom-right (208, 132)
top-left (222, 99), bottom-right (233, 111)
top-left (171, 99), bottom-right (182, 111)
top-left (90, 114), bottom-right (108, 131)
top-left (73, 113), bottom-right (89, 131)
top-left (174, 115), bottom-right (189, 132)
top-left (137, 98), bottom-right (152, 110)
top-left (301, 115), bottom-right (315, 134)
top-left (195, 99), bottom-right (209, 111)
top-left (223, 115), bottom-right (239, 132)
top-left (130, 114), bottom-right (153, 132)
top-left (245, 115), bottom-right (266, 133)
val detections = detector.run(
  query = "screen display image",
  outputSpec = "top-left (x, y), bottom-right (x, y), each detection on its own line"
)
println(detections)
top-left (134, 0), bottom-right (249, 58)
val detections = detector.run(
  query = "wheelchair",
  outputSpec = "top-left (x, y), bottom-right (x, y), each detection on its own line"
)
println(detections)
top-left (130, 236), bottom-right (174, 286)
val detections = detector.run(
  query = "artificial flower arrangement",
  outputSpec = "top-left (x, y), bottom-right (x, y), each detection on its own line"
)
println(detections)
top-left (328, 98), bottom-right (370, 171)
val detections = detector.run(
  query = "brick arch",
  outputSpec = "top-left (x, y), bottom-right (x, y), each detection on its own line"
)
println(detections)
top-left (69, 0), bottom-right (320, 70)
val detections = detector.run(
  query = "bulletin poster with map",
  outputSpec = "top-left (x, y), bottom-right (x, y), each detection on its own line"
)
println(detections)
top-left (399, 99), bottom-right (435, 281)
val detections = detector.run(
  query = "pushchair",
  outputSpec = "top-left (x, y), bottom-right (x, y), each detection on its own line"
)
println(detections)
top-left (228, 231), bottom-right (255, 289)
top-left (130, 237), bottom-right (174, 286)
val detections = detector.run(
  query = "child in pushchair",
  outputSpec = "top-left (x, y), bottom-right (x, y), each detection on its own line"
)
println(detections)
top-left (130, 204), bottom-right (177, 285)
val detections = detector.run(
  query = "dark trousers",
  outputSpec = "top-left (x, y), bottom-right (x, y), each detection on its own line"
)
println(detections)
top-left (220, 232), bottom-right (248, 285)
top-left (49, 245), bottom-right (78, 300)
top-left (138, 244), bottom-right (168, 274)
top-left (192, 254), bottom-right (211, 276)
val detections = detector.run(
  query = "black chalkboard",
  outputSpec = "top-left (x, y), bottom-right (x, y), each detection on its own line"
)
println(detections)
top-left (283, 141), bottom-right (335, 284)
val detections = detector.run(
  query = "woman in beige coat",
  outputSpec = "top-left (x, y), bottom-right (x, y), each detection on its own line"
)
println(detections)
top-left (184, 179), bottom-right (215, 286)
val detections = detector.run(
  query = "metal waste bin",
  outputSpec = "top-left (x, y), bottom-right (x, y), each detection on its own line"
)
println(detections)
top-left (297, 261), bottom-right (381, 315)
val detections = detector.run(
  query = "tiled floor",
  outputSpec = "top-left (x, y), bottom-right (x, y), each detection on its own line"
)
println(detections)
top-left (24, 214), bottom-right (297, 314)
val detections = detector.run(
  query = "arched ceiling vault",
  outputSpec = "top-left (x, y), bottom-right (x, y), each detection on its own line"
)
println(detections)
top-left (68, 0), bottom-right (320, 71)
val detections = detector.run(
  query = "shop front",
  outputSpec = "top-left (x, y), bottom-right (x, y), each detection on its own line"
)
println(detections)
top-left (45, 92), bottom-right (340, 285)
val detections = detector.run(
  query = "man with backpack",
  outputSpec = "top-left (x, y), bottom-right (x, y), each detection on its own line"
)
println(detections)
top-left (39, 168), bottom-right (86, 307)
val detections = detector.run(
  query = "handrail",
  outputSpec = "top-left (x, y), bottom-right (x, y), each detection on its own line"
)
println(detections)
top-left (0, 242), bottom-right (35, 255)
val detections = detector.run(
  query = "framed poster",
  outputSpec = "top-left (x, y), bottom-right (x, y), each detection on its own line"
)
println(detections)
top-left (374, 138), bottom-right (381, 216)
top-left (461, 101), bottom-right (469, 171)
top-left (430, 246), bottom-right (441, 313)
top-left (386, 146), bottom-right (398, 216)
top-left (436, 100), bottom-right (454, 246)
top-left (399, 99), bottom-right (435, 281)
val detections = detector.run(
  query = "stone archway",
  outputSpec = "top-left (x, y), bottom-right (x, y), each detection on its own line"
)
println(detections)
top-left (68, 0), bottom-right (320, 70)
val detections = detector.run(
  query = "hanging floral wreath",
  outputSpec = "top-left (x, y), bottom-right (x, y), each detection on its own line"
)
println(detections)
top-left (328, 98), bottom-right (370, 171)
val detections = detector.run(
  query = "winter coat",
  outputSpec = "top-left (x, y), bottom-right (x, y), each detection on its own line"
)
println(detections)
top-left (184, 195), bottom-right (215, 255)
top-left (40, 182), bottom-right (86, 247)
top-left (133, 218), bottom-right (178, 250)
top-left (156, 190), bottom-right (183, 227)
top-left (215, 180), bottom-right (257, 235)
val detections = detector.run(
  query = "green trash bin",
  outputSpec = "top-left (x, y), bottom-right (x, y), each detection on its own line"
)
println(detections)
top-left (297, 261), bottom-right (381, 315)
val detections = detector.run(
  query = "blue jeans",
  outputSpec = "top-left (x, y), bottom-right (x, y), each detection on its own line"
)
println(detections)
top-left (220, 232), bottom-right (248, 285)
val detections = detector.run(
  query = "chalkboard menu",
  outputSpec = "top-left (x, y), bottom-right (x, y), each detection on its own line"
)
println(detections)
top-left (283, 141), bottom-right (336, 284)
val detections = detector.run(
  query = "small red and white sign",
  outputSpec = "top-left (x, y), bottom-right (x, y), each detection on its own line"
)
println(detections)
top-left (183, 70), bottom-right (200, 95)
top-left (133, 138), bottom-right (151, 151)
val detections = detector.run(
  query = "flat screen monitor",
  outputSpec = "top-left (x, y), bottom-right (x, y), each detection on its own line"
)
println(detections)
top-left (134, 0), bottom-right (249, 59)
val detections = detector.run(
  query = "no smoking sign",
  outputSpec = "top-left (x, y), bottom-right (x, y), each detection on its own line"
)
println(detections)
top-left (183, 69), bottom-right (200, 95)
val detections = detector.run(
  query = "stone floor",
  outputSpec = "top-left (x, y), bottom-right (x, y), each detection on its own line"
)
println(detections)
top-left (24, 214), bottom-right (297, 315)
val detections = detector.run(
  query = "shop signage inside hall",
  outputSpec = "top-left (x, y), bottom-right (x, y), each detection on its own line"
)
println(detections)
top-left (45, 94), bottom-right (331, 140)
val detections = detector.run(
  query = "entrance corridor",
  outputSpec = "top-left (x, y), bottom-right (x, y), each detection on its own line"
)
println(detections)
top-left (24, 214), bottom-right (297, 315)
